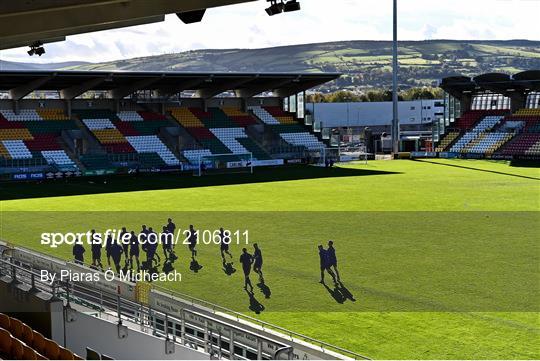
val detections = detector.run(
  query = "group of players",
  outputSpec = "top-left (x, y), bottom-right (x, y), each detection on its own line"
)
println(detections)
top-left (318, 240), bottom-right (341, 285)
top-left (72, 219), bottom-right (341, 291)
top-left (71, 218), bottom-right (265, 290)
top-left (72, 218), bottom-right (180, 273)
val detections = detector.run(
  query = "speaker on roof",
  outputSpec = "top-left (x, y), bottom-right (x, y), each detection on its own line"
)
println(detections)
top-left (176, 9), bottom-right (206, 24)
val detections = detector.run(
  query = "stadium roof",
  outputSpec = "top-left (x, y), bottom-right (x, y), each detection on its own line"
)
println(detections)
top-left (440, 70), bottom-right (540, 97)
top-left (0, 70), bottom-right (341, 100)
top-left (0, 0), bottom-right (256, 50)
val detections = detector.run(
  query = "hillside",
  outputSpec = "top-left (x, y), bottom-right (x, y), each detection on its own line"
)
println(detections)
top-left (0, 60), bottom-right (89, 71)
top-left (6, 40), bottom-right (540, 92)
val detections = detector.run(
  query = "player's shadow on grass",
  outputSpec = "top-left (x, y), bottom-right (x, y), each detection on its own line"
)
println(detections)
top-left (323, 281), bottom-right (356, 304)
top-left (246, 289), bottom-right (265, 314)
top-left (257, 279), bottom-right (271, 299)
top-left (222, 260), bottom-right (236, 276)
top-left (0, 165), bottom-right (401, 201)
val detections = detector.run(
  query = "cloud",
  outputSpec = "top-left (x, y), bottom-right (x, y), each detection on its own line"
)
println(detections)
top-left (0, 0), bottom-right (538, 64)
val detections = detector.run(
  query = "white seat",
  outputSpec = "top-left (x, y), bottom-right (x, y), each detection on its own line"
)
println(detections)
top-left (126, 135), bottom-right (179, 166)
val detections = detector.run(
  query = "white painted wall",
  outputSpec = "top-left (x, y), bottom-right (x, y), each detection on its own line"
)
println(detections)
top-left (55, 309), bottom-right (209, 360)
top-left (307, 100), bottom-right (444, 127)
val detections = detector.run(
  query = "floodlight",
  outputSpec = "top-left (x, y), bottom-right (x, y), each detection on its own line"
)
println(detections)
top-left (265, 1), bottom-right (284, 16)
top-left (284, 0), bottom-right (301, 12)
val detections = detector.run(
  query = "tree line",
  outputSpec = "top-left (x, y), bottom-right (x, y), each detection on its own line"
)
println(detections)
top-left (306, 87), bottom-right (444, 103)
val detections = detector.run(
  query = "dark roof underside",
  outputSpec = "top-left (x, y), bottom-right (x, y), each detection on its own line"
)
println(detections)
top-left (0, 70), bottom-right (341, 99)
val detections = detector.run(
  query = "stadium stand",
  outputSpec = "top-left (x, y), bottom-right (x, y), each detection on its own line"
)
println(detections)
top-left (435, 131), bottom-right (460, 152)
top-left (76, 108), bottom-right (180, 168)
top-left (0, 313), bottom-right (81, 360)
top-left (168, 106), bottom-right (270, 161)
top-left (0, 108), bottom-right (79, 170)
top-left (495, 109), bottom-right (540, 157)
top-left (449, 114), bottom-right (507, 153)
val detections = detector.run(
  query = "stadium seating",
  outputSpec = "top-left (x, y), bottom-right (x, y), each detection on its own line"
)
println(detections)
top-left (280, 132), bottom-right (326, 150)
top-left (450, 115), bottom-right (505, 153)
top-left (466, 132), bottom-right (514, 155)
top-left (453, 110), bottom-right (508, 130)
top-left (435, 131), bottom-right (460, 152)
top-left (0, 108), bottom-right (78, 169)
top-left (0, 313), bottom-right (81, 360)
top-left (168, 107), bottom-right (270, 160)
top-left (248, 106), bottom-right (280, 125)
top-left (77, 109), bottom-right (177, 164)
top-left (221, 107), bottom-right (257, 127)
top-left (183, 149), bottom-right (212, 165)
top-left (249, 106), bottom-right (326, 150)
top-left (126, 135), bottom-right (180, 166)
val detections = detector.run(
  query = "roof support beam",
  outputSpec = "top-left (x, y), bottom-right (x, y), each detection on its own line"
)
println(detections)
top-left (156, 79), bottom-right (210, 98)
top-left (235, 78), bottom-right (295, 98)
top-left (274, 79), bottom-right (323, 98)
top-left (195, 78), bottom-right (253, 99)
top-left (9, 76), bottom-right (53, 100)
top-left (108, 76), bottom-right (164, 99)
top-left (60, 77), bottom-right (106, 100)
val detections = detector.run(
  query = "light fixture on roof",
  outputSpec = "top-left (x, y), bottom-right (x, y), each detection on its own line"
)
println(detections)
top-left (27, 41), bottom-right (45, 56)
top-left (284, 0), bottom-right (301, 12)
top-left (265, 0), bottom-right (284, 16)
top-left (266, 0), bottom-right (300, 15)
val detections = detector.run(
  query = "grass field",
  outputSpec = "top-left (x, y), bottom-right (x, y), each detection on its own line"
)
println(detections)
top-left (0, 159), bottom-right (539, 359)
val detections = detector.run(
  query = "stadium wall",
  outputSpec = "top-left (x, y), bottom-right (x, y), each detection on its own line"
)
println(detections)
top-left (61, 310), bottom-right (209, 360)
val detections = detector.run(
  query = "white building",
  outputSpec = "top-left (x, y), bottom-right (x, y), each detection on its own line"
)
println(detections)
top-left (306, 99), bottom-right (444, 128)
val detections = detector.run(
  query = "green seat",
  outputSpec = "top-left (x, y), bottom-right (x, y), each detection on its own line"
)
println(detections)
top-left (201, 108), bottom-right (237, 128)
top-left (26, 120), bottom-right (78, 134)
top-left (138, 153), bottom-right (167, 168)
top-left (80, 154), bottom-right (111, 169)
top-left (200, 138), bottom-right (231, 155)
top-left (237, 138), bottom-right (271, 160)
top-left (269, 124), bottom-right (306, 133)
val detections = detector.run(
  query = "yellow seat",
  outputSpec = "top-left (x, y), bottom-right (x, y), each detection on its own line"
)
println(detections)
top-left (0, 328), bottom-right (12, 356)
top-left (31, 331), bottom-right (46, 355)
top-left (10, 338), bottom-right (24, 360)
top-left (22, 344), bottom-right (38, 360)
top-left (9, 318), bottom-right (23, 340)
top-left (0, 128), bottom-right (34, 141)
top-left (36, 108), bottom-right (69, 120)
top-left (168, 107), bottom-right (205, 128)
top-left (59, 346), bottom-right (75, 360)
top-left (44, 339), bottom-right (60, 360)
top-left (93, 129), bottom-right (126, 144)
top-left (0, 314), bottom-right (10, 330)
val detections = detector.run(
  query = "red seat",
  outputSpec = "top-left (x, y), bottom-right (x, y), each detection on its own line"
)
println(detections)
top-left (0, 315), bottom-right (9, 331)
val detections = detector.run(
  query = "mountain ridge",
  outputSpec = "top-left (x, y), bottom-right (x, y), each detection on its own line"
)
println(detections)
top-left (3, 40), bottom-right (539, 92)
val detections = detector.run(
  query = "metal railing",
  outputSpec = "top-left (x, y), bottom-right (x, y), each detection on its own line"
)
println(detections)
top-left (0, 251), bottom-right (370, 360)
top-left (153, 285), bottom-right (371, 360)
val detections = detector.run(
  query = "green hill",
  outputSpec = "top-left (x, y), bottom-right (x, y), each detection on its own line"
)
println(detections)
top-left (66, 40), bottom-right (540, 92)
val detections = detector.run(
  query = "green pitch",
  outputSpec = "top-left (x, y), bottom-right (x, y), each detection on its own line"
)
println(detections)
top-left (1, 159), bottom-right (539, 359)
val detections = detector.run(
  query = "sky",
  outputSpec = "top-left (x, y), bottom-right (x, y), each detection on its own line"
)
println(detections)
top-left (0, 0), bottom-right (538, 64)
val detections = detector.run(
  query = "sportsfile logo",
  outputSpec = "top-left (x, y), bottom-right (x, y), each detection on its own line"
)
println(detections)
top-left (40, 228), bottom-right (250, 248)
